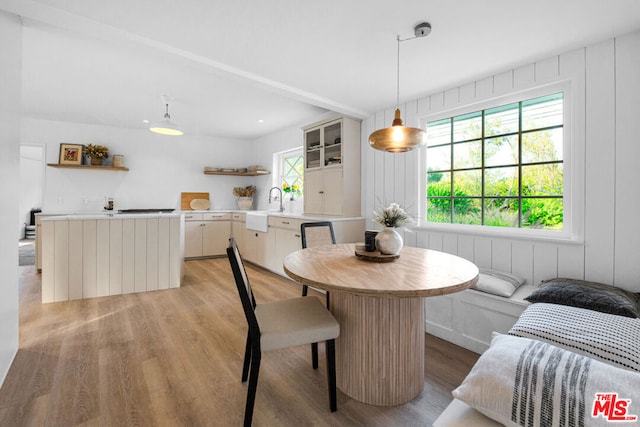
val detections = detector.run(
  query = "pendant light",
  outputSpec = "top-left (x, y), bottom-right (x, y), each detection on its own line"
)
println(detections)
top-left (369, 23), bottom-right (431, 152)
top-left (149, 95), bottom-right (183, 136)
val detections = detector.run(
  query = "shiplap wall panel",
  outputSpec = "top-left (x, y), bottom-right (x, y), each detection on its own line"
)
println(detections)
top-left (493, 70), bottom-right (513, 95)
top-left (134, 219), bottom-right (147, 293)
top-left (511, 241), bottom-right (534, 285)
top-left (476, 76), bottom-right (493, 100)
top-left (457, 236), bottom-right (474, 262)
top-left (442, 234), bottom-right (458, 255)
top-left (491, 239), bottom-right (512, 273)
top-left (558, 245), bottom-right (584, 279)
top-left (430, 92), bottom-right (444, 114)
top-left (459, 82), bottom-right (475, 104)
top-left (473, 239), bottom-right (492, 269)
top-left (584, 40), bottom-right (616, 284)
top-left (533, 244), bottom-right (558, 285)
top-left (373, 111), bottom-right (385, 227)
top-left (535, 56), bottom-right (559, 83)
top-left (158, 217), bottom-right (170, 290)
top-left (169, 216), bottom-right (182, 287)
top-left (514, 64), bottom-right (535, 89)
top-left (68, 220), bottom-right (83, 300)
top-left (444, 88), bottom-right (458, 108)
top-left (122, 219), bottom-right (135, 294)
top-left (428, 233), bottom-right (443, 251)
top-left (363, 114), bottom-right (376, 230)
top-left (109, 219), bottom-right (123, 295)
top-left (96, 219), bottom-right (110, 297)
top-left (416, 230), bottom-right (428, 249)
top-left (146, 219), bottom-right (159, 292)
top-left (82, 220), bottom-right (97, 299)
top-left (54, 220), bottom-right (69, 302)
top-left (41, 221), bottom-right (54, 303)
top-left (614, 32), bottom-right (640, 292)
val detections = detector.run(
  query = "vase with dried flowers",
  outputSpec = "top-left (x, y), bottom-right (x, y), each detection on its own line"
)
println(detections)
top-left (233, 185), bottom-right (256, 210)
top-left (83, 144), bottom-right (109, 166)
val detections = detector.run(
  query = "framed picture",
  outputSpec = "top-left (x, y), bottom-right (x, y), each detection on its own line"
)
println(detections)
top-left (59, 143), bottom-right (84, 165)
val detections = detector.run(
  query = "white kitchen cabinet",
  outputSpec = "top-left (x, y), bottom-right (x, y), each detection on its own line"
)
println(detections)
top-left (269, 217), bottom-right (304, 275)
top-left (231, 212), bottom-right (246, 251)
top-left (185, 212), bottom-right (231, 258)
top-left (303, 116), bottom-right (361, 216)
top-left (243, 229), bottom-right (275, 268)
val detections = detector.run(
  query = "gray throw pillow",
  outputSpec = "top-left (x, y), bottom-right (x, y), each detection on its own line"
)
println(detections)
top-left (525, 278), bottom-right (640, 318)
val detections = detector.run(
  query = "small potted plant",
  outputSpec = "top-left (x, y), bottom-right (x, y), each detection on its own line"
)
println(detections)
top-left (233, 185), bottom-right (256, 210)
top-left (282, 182), bottom-right (301, 200)
top-left (372, 203), bottom-right (413, 255)
top-left (83, 144), bottom-right (109, 166)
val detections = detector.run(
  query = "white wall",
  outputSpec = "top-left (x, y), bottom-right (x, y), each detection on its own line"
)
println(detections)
top-left (21, 118), bottom-right (255, 212)
top-left (361, 30), bottom-right (640, 293)
top-left (19, 144), bottom-right (44, 236)
top-left (0, 10), bottom-right (22, 385)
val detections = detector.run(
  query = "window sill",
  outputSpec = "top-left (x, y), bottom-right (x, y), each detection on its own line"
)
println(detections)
top-left (410, 221), bottom-right (583, 245)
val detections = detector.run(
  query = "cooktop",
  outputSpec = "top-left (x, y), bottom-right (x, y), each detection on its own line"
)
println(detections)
top-left (117, 208), bottom-right (175, 214)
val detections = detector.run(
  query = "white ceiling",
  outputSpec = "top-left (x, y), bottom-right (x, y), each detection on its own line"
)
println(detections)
top-left (4, 0), bottom-right (640, 139)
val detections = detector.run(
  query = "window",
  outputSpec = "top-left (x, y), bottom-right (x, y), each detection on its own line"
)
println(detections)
top-left (425, 92), bottom-right (564, 230)
top-left (274, 147), bottom-right (304, 195)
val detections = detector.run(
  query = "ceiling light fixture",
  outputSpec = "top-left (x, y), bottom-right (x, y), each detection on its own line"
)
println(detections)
top-left (369, 22), bottom-right (431, 153)
top-left (149, 95), bottom-right (183, 136)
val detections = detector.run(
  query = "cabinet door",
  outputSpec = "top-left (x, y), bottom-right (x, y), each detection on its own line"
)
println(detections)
top-left (304, 169), bottom-right (323, 214)
top-left (322, 168), bottom-right (344, 216)
top-left (184, 221), bottom-right (203, 258)
top-left (274, 228), bottom-right (302, 276)
top-left (243, 229), bottom-right (274, 268)
top-left (202, 221), bottom-right (231, 256)
top-left (231, 220), bottom-right (245, 251)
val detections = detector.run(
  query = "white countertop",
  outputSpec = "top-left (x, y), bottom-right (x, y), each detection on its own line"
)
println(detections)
top-left (40, 212), bottom-right (183, 221)
top-left (184, 209), bottom-right (365, 222)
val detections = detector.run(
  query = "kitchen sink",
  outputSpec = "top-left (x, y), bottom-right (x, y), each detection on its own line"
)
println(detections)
top-left (245, 211), bottom-right (269, 232)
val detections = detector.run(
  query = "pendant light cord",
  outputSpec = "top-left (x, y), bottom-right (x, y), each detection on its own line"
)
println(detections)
top-left (396, 35), bottom-right (400, 109)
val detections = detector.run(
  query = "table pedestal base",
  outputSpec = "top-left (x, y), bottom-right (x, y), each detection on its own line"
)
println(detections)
top-left (330, 293), bottom-right (425, 406)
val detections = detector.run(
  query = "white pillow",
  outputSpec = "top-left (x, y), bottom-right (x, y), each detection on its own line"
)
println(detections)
top-left (453, 334), bottom-right (640, 427)
top-left (472, 269), bottom-right (525, 297)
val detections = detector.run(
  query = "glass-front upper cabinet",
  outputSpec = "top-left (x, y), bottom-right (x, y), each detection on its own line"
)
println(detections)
top-left (305, 128), bottom-right (321, 169)
top-left (304, 119), bottom-right (343, 170)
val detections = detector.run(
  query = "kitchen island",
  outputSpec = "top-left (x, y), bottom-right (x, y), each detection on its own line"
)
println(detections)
top-left (40, 213), bottom-right (184, 303)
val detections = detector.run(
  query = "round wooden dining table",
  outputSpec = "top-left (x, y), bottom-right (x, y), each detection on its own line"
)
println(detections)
top-left (283, 243), bottom-right (479, 406)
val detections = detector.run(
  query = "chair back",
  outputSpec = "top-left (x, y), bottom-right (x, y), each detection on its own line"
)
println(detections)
top-left (301, 222), bottom-right (336, 249)
top-left (227, 238), bottom-right (260, 336)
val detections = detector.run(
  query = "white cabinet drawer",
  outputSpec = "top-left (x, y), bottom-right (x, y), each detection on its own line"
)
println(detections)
top-left (184, 213), bottom-right (204, 221)
top-left (231, 213), bottom-right (245, 221)
top-left (268, 217), bottom-right (304, 231)
top-left (204, 212), bottom-right (231, 221)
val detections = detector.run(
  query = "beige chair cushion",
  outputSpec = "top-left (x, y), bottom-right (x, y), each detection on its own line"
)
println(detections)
top-left (255, 296), bottom-right (339, 352)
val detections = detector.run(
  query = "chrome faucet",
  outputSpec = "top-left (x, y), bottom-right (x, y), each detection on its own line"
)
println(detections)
top-left (268, 186), bottom-right (284, 212)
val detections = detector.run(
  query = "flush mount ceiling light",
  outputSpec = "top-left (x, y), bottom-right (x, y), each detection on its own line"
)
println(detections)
top-left (369, 22), bottom-right (431, 153)
top-left (149, 95), bottom-right (183, 136)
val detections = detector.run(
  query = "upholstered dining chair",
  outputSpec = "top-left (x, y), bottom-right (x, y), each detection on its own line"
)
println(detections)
top-left (226, 238), bottom-right (339, 426)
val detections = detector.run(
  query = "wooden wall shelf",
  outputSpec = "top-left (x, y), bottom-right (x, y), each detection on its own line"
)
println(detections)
top-left (204, 170), bottom-right (270, 176)
top-left (47, 163), bottom-right (129, 171)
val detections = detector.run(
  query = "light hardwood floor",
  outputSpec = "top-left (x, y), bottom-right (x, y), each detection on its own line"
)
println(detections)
top-left (0, 258), bottom-right (479, 426)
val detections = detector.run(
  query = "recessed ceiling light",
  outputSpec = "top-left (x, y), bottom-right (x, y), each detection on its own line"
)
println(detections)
top-left (142, 119), bottom-right (150, 124)
top-left (257, 119), bottom-right (264, 123)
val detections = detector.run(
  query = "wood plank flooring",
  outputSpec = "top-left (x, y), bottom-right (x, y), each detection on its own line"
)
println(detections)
top-left (0, 258), bottom-right (479, 426)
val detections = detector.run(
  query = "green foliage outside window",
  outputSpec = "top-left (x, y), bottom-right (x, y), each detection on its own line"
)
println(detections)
top-left (426, 93), bottom-right (564, 230)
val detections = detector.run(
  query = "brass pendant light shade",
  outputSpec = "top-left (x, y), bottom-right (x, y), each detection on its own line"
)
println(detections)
top-left (368, 23), bottom-right (431, 153)
top-left (369, 108), bottom-right (427, 152)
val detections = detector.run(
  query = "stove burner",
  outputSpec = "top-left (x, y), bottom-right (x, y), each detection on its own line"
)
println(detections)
top-left (118, 209), bottom-right (175, 214)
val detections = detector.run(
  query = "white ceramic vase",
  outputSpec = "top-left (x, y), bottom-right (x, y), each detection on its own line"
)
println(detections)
top-left (237, 197), bottom-right (253, 210)
top-left (375, 226), bottom-right (403, 255)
